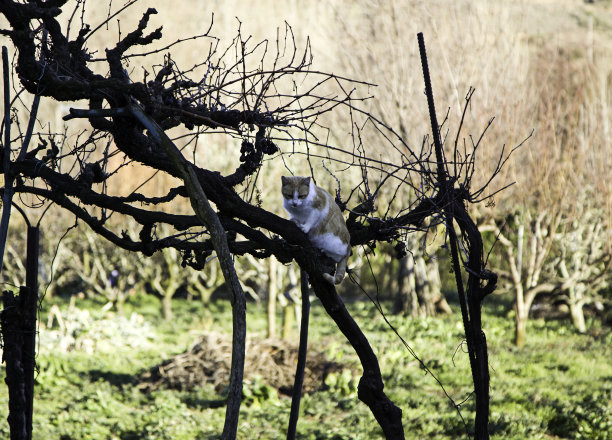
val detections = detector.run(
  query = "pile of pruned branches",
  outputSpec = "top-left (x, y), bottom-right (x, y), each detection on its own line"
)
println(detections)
top-left (137, 332), bottom-right (346, 395)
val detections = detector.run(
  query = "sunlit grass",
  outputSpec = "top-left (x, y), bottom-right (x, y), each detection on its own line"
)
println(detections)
top-left (0, 295), bottom-right (609, 439)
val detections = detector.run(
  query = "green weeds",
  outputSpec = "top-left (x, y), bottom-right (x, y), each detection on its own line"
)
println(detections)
top-left (0, 296), bottom-right (610, 439)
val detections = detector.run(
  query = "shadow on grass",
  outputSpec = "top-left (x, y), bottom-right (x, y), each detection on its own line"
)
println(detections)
top-left (87, 369), bottom-right (227, 409)
top-left (181, 393), bottom-right (226, 409)
top-left (86, 369), bottom-right (136, 387)
top-left (120, 431), bottom-right (220, 440)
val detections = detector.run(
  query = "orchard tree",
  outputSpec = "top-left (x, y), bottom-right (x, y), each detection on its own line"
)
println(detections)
top-left (0, 2), bottom-right (510, 439)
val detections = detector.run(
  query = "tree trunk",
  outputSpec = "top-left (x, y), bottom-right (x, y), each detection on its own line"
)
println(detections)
top-left (393, 257), bottom-right (406, 314)
top-left (415, 255), bottom-right (435, 316)
top-left (23, 226), bottom-right (39, 440)
top-left (114, 288), bottom-right (125, 315)
top-left (162, 294), bottom-right (173, 321)
top-left (1, 291), bottom-right (27, 440)
top-left (1, 284), bottom-right (37, 440)
top-left (395, 251), bottom-right (447, 317)
top-left (419, 32), bottom-right (494, 438)
top-left (514, 306), bottom-right (528, 348)
top-left (286, 270), bottom-right (310, 440)
top-left (428, 258), bottom-right (451, 314)
top-left (569, 286), bottom-right (587, 333)
top-left (282, 304), bottom-right (294, 340)
top-left (130, 106), bottom-right (247, 440)
top-left (394, 256), bottom-right (417, 315)
top-left (305, 269), bottom-right (405, 439)
top-left (267, 257), bottom-right (277, 338)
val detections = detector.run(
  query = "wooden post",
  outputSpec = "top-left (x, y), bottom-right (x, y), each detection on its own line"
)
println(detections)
top-left (23, 225), bottom-right (39, 440)
top-left (418, 32), bottom-right (492, 439)
top-left (1, 290), bottom-right (27, 440)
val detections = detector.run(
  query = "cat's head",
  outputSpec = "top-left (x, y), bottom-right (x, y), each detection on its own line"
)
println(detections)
top-left (281, 176), bottom-right (312, 208)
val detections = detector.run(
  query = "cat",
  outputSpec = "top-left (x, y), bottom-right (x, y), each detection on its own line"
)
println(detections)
top-left (281, 176), bottom-right (351, 284)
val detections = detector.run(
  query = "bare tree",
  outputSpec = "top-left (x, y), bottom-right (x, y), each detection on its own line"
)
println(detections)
top-left (485, 203), bottom-right (610, 347)
top-left (0, 2), bottom-right (511, 438)
top-left (484, 209), bottom-right (562, 347)
top-left (553, 207), bottom-right (611, 332)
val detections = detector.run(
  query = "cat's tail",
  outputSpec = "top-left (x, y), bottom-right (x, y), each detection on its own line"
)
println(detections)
top-left (323, 253), bottom-right (349, 285)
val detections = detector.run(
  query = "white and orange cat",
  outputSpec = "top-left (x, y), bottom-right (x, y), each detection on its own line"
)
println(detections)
top-left (281, 176), bottom-right (351, 284)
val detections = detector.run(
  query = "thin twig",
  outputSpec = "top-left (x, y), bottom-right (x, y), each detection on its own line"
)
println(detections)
top-left (0, 46), bottom-right (13, 275)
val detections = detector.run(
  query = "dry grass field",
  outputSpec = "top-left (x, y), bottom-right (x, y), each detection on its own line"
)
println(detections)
top-left (4, 0), bottom-right (609, 214)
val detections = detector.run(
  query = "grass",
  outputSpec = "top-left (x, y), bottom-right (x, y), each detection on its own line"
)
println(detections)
top-left (0, 294), bottom-right (610, 439)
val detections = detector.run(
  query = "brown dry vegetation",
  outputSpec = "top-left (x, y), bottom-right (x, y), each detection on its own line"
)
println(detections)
top-left (4, 0), bottom-right (611, 209)
top-left (8, 2), bottom-right (606, 201)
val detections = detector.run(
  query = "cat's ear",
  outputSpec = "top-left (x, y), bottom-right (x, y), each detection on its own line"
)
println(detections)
top-left (281, 176), bottom-right (289, 185)
top-left (303, 177), bottom-right (311, 185)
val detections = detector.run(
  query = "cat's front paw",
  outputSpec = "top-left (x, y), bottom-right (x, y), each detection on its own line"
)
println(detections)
top-left (323, 272), bottom-right (343, 285)
top-left (298, 223), bottom-right (310, 233)
top-left (323, 273), bottom-right (335, 284)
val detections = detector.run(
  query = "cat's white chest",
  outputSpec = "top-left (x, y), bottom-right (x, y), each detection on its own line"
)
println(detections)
top-left (283, 200), bottom-right (310, 222)
top-left (284, 199), bottom-right (329, 233)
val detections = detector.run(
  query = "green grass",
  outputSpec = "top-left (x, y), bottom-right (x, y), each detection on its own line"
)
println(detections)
top-left (1, 294), bottom-right (610, 439)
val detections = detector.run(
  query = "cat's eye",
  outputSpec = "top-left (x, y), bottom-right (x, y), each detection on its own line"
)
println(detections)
top-left (298, 195), bottom-right (306, 199)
